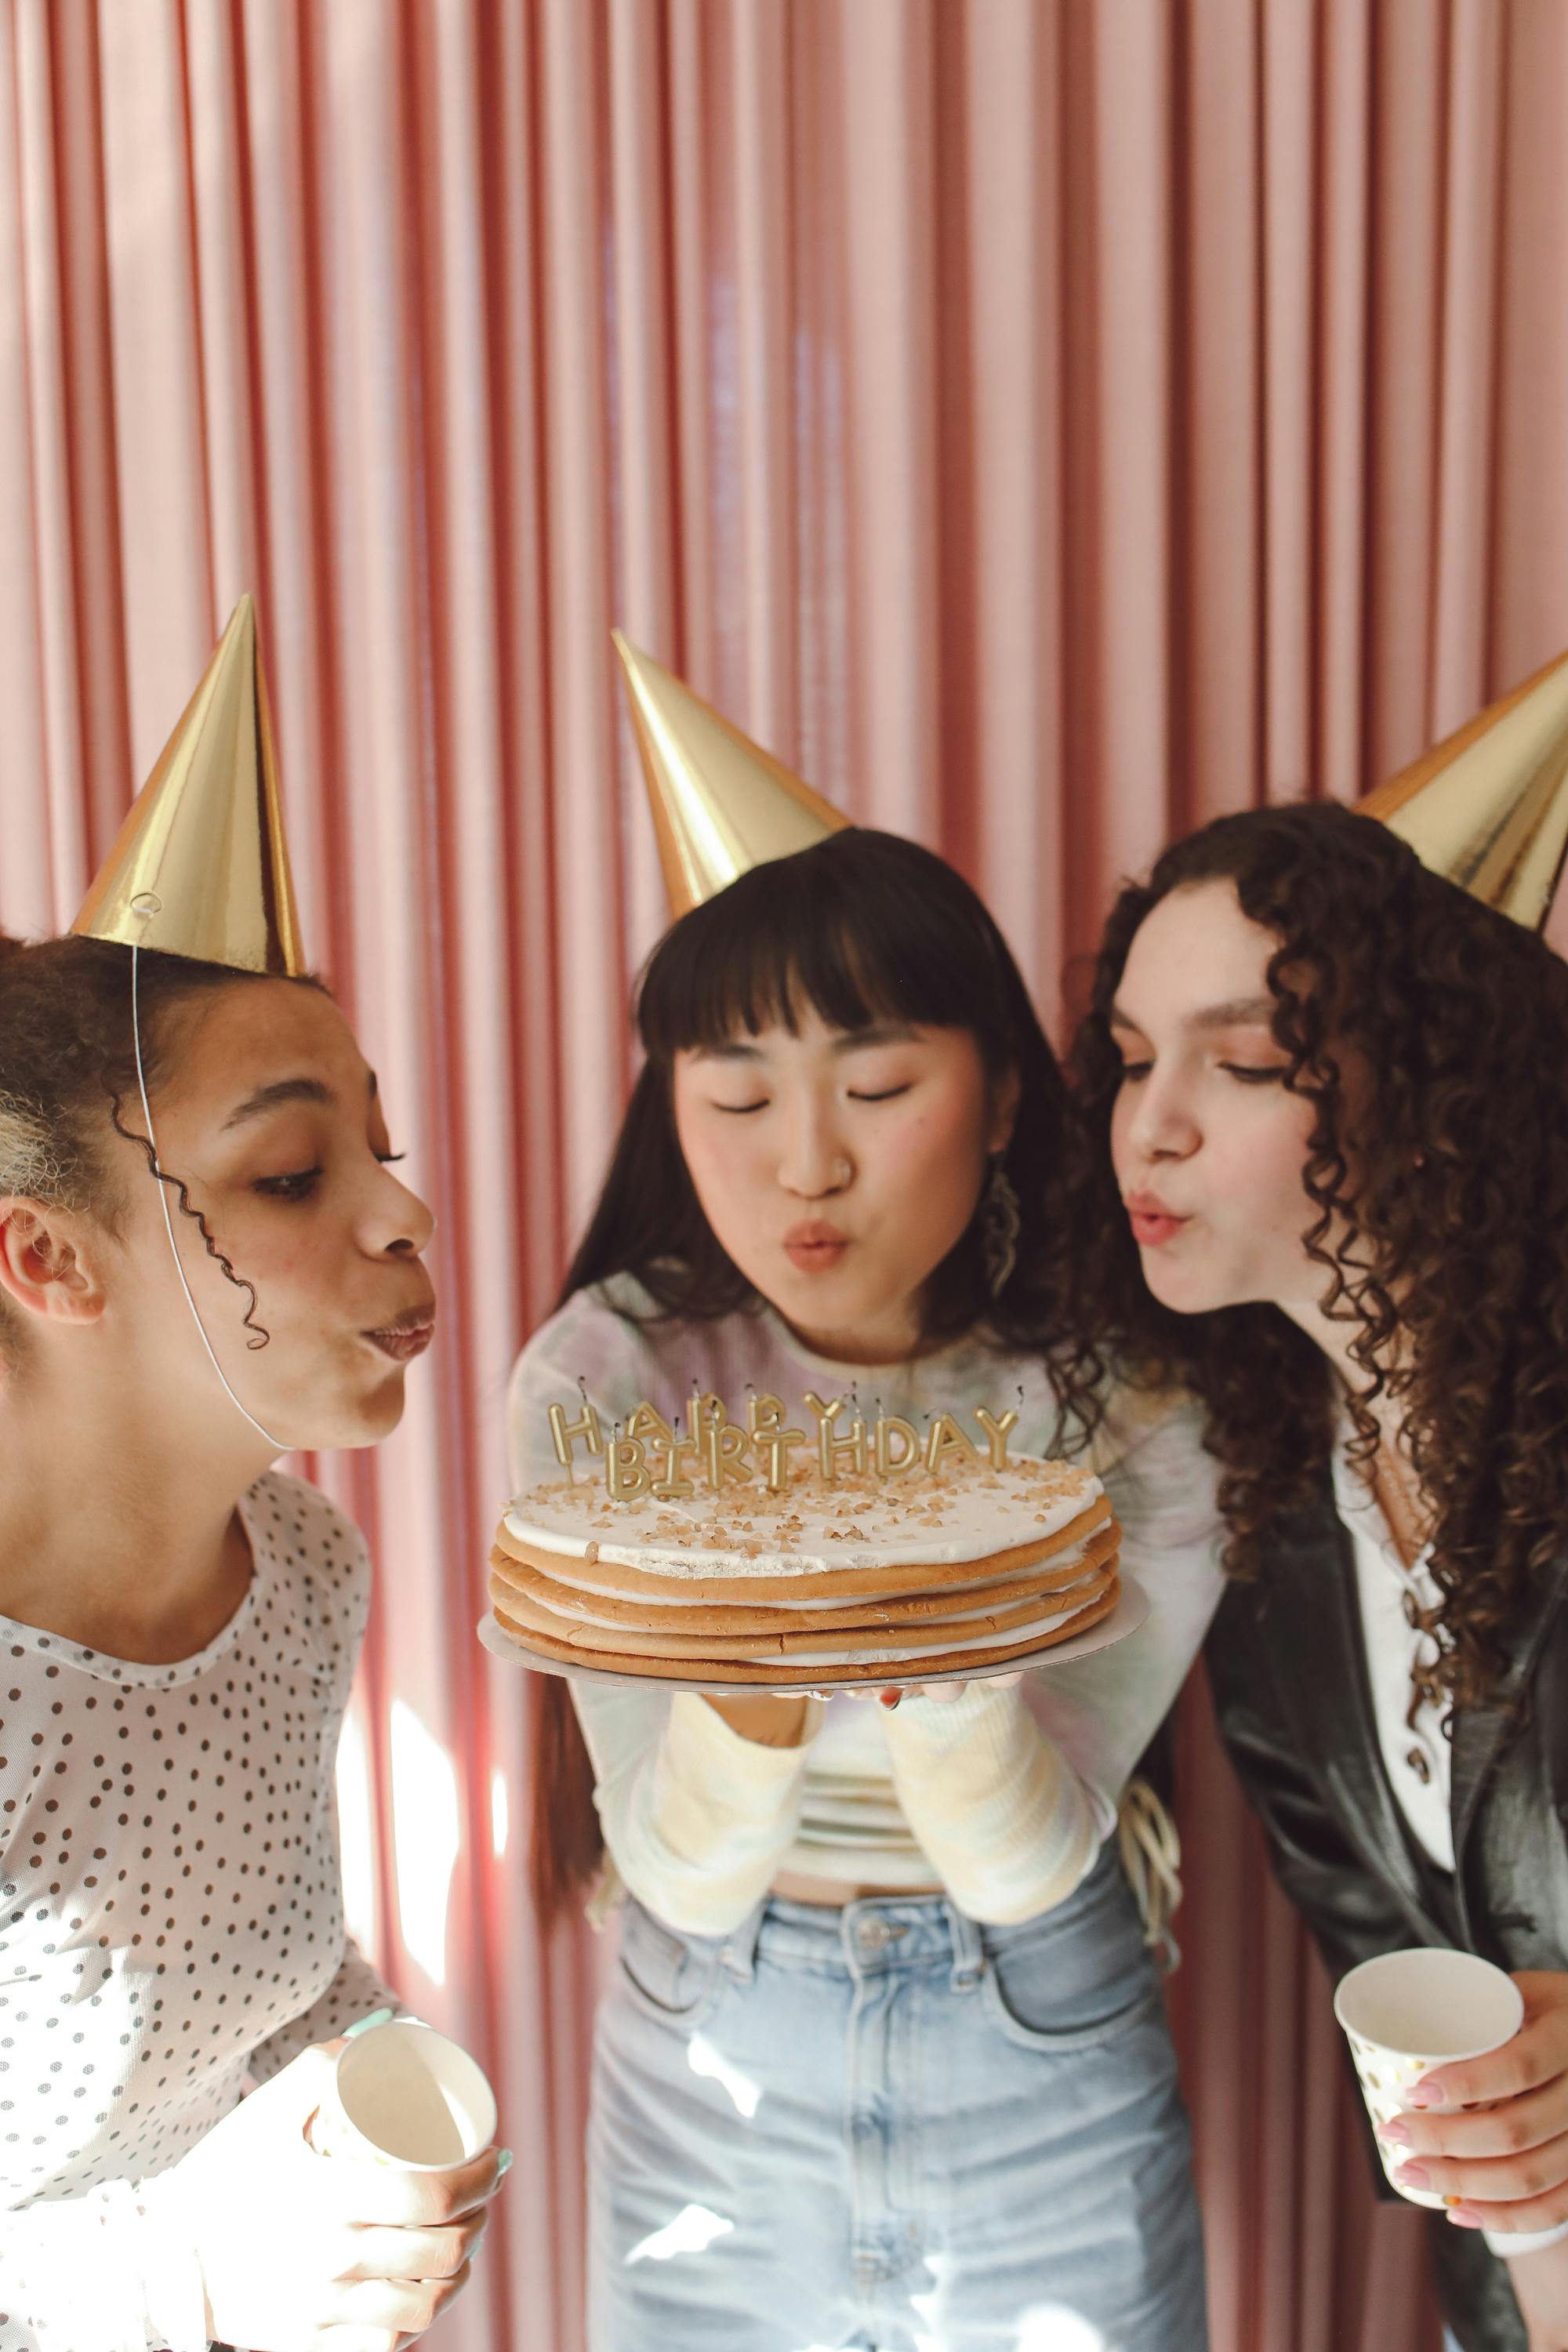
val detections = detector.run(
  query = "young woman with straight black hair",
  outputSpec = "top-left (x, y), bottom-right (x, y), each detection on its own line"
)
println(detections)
top-left (510, 827), bottom-right (1223, 2352)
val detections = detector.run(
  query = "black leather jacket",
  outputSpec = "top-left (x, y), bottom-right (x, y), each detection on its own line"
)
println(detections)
top-left (1207, 1476), bottom-right (1568, 2352)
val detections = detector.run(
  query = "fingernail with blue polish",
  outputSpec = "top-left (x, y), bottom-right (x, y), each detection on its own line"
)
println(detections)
top-left (344, 2007), bottom-right (395, 2039)
top-left (495, 2148), bottom-right (514, 2178)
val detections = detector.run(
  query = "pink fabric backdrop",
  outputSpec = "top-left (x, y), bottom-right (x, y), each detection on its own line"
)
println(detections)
top-left (5, 5), bottom-right (1568, 2347)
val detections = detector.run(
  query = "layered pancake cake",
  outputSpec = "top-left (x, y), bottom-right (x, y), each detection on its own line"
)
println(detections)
top-left (488, 1399), bottom-right (1120, 1686)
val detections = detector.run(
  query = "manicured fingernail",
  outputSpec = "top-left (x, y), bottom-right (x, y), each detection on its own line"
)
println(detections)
top-left (1395, 2163), bottom-right (1431, 2190)
top-left (1376, 2119), bottom-right (1412, 2146)
top-left (344, 2007), bottom-right (394, 2038)
top-left (878, 1690), bottom-right (902, 1710)
top-left (495, 2148), bottom-right (514, 2177)
top-left (1446, 2206), bottom-right (1483, 2229)
top-left (1409, 2078), bottom-right (1446, 2107)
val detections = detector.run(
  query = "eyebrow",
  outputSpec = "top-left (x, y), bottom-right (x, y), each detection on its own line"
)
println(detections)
top-left (221, 1069), bottom-right (378, 1130)
top-left (832, 1022), bottom-right (918, 1053)
top-left (691, 1022), bottom-right (919, 1065)
top-left (1109, 995), bottom-right (1278, 1034)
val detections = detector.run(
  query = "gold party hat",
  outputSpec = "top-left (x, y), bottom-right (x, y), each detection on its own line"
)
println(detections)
top-left (612, 631), bottom-right (849, 916)
top-left (72, 594), bottom-right (305, 974)
top-left (1361, 647), bottom-right (1568, 930)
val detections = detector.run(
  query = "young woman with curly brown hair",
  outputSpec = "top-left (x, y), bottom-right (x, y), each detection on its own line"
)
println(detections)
top-left (1069, 799), bottom-right (1568, 2352)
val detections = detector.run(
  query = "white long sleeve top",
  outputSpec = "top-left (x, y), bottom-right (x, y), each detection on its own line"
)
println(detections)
top-left (503, 1276), bottom-right (1225, 1935)
top-left (0, 1472), bottom-right (398, 2352)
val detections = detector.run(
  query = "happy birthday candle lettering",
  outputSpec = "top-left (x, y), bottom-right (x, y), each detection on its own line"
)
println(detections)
top-left (549, 1389), bottom-right (1017, 1500)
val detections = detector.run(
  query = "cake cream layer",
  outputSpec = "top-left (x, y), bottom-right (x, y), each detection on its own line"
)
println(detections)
top-left (493, 1516), bottom-right (1105, 1614)
top-left (495, 1571), bottom-right (1123, 1684)
top-left (490, 1519), bottom-right (1119, 1635)
top-left (503, 1454), bottom-right (1102, 1582)
top-left (491, 1557), bottom-right (1116, 1664)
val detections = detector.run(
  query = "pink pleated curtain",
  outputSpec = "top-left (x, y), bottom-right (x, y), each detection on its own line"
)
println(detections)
top-left (5, 3), bottom-right (1568, 2347)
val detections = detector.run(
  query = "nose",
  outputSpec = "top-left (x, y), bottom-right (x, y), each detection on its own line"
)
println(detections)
top-left (1123, 1065), bottom-right (1201, 1166)
top-left (777, 1093), bottom-right (851, 1201)
top-left (368, 1161), bottom-right (437, 1259)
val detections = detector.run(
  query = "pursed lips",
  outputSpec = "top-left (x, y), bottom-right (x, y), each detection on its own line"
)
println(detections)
top-left (363, 1303), bottom-right (437, 1360)
top-left (782, 1221), bottom-right (850, 1270)
top-left (1123, 1192), bottom-right (1190, 1247)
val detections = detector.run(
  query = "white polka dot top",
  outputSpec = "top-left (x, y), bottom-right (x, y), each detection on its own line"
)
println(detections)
top-left (0, 1472), bottom-right (398, 2351)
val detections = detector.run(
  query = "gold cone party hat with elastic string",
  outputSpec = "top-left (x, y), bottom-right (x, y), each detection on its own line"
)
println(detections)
top-left (72, 593), bottom-right (306, 974)
top-left (1360, 646), bottom-right (1568, 931)
top-left (612, 630), bottom-right (850, 917)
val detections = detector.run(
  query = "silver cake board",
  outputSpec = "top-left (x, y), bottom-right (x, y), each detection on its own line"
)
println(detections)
top-left (477, 1573), bottom-right (1148, 1697)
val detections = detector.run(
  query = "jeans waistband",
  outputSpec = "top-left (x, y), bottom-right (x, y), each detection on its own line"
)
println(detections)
top-left (717, 1889), bottom-right (984, 1991)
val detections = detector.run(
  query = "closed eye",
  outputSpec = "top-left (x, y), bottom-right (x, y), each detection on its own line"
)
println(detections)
top-left (1116, 1061), bottom-right (1152, 1083)
top-left (713, 1101), bottom-right (768, 1116)
top-left (256, 1146), bottom-right (405, 1202)
top-left (848, 1084), bottom-right (913, 1103)
top-left (254, 1167), bottom-right (323, 1202)
top-left (1220, 1064), bottom-right (1289, 1085)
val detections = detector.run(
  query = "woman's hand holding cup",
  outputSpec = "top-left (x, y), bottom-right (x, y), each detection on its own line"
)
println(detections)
top-left (143, 2038), bottom-right (509, 2351)
top-left (1378, 1970), bottom-right (1568, 2238)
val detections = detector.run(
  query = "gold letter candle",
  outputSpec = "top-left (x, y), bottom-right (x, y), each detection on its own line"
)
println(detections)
top-left (760, 1425), bottom-right (808, 1490)
top-left (650, 1436), bottom-right (699, 1499)
top-left (924, 1411), bottom-right (978, 1476)
top-left (747, 1391), bottom-right (787, 1438)
top-left (549, 1398), bottom-right (604, 1467)
top-left (626, 1400), bottom-right (675, 1444)
top-left (606, 1436), bottom-right (652, 1500)
top-left (818, 1411), bottom-right (870, 1481)
top-left (973, 1406), bottom-right (1019, 1469)
top-left (688, 1387), bottom-right (724, 1442)
top-left (705, 1421), bottom-right (757, 1486)
top-left (873, 1412), bottom-right (921, 1476)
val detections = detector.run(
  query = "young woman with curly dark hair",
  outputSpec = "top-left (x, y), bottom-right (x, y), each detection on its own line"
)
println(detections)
top-left (1069, 798), bottom-right (1568, 2352)
top-left (510, 827), bottom-right (1222, 2352)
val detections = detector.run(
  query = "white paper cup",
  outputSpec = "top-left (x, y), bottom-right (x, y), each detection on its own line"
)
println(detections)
top-left (1334, 1949), bottom-right (1524, 2209)
top-left (311, 2020), bottom-right (498, 2171)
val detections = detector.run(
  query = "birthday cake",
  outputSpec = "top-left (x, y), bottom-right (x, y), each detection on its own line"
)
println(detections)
top-left (488, 1387), bottom-right (1121, 1686)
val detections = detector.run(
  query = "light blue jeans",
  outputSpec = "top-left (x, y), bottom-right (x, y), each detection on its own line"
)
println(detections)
top-left (588, 1840), bottom-right (1208, 2351)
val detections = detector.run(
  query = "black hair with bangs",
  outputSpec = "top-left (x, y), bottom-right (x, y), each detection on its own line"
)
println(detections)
top-left (562, 829), bottom-right (1102, 1391)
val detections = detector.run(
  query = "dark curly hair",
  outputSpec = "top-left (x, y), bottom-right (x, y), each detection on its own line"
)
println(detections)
top-left (0, 932), bottom-right (317, 1362)
top-left (530, 827), bottom-right (1114, 1922)
top-left (1065, 799), bottom-right (1568, 1718)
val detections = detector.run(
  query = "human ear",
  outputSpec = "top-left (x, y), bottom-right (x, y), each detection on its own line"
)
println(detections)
top-left (987, 1065), bottom-right (1022, 1156)
top-left (0, 1202), bottom-right (107, 1327)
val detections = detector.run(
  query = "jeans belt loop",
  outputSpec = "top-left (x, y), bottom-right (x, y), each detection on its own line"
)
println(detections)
top-left (719, 1893), bottom-right (767, 1982)
top-left (946, 1901), bottom-right (983, 1992)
